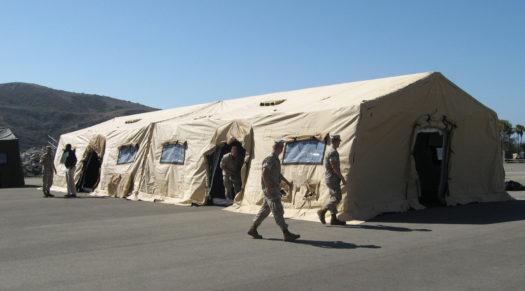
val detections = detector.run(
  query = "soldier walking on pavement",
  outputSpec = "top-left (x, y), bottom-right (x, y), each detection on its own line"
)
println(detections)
top-left (247, 140), bottom-right (300, 242)
top-left (220, 146), bottom-right (243, 200)
top-left (317, 134), bottom-right (347, 225)
top-left (63, 144), bottom-right (77, 198)
top-left (39, 146), bottom-right (57, 197)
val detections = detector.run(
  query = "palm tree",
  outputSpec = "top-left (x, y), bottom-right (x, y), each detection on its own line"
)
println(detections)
top-left (516, 124), bottom-right (524, 158)
top-left (499, 120), bottom-right (514, 154)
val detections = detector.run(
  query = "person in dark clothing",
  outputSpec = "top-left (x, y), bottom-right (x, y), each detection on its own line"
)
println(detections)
top-left (63, 144), bottom-right (77, 198)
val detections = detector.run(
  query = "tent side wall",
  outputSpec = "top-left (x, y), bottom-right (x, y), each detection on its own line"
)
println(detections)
top-left (231, 107), bottom-right (360, 220)
top-left (92, 124), bottom-right (153, 198)
top-left (135, 119), bottom-right (225, 204)
top-left (340, 73), bottom-right (509, 221)
top-left (433, 76), bottom-right (507, 205)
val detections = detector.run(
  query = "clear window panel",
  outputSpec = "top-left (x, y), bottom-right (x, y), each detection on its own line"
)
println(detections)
top-left (283, 139), bottom-right (326, 164)
top-left (160, 144), bottom-right (185, 164)
top-left (117, 146), bottom-right (138, 164)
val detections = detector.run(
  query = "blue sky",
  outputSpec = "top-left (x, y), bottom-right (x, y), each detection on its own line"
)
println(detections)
top-left (1, 0), bottom-right (524, 125)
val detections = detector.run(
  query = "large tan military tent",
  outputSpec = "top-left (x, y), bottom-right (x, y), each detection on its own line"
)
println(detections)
top-left (52, 72), bottom-right (510, 221)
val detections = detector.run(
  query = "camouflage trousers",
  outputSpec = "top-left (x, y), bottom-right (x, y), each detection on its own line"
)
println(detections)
top-left (253, 191), bottom-right (288, 230)
top-left (42, 172), bottom-right (53, 194)
top-left (223, 174), bottom-right (242, 200)
top-left (324, 180), bottom-right (342, 214)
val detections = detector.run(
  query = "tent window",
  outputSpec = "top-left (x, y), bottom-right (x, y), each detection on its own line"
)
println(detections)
top-left (0, 153), bottom-right (6, 164)
top-left (283, 139), bottom-right (326, 165)
top-left (117, 145), bottom-right (138, 164)
top-left (160, 144), bottom-right (185, 164)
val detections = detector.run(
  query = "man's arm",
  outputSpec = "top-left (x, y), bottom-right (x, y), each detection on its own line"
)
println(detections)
top-left (220, 164), bottom-right (232, 175)
top-left (262, 167), bottom-right (274, 195)
top-left (330, 160), bottom-right (347, 185)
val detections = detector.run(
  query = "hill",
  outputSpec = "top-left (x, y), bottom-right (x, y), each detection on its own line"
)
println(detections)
top-left (0, 82), bottom-right (158, 150)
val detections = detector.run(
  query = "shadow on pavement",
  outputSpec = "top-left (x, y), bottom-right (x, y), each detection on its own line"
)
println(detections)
top-left (371, 200), bottom-right (525, 225)
top-left (328, 224), bottom-right (431, 232)
top-left (56, 196), bottom-right (108, 199)
top-left (266, 238), bottom-right (381, 249)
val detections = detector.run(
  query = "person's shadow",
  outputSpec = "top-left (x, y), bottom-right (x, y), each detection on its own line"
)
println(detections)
top-left (327, 224), bottom-right (431, 232)
top-left (266, 238), bottom-right (381, 249)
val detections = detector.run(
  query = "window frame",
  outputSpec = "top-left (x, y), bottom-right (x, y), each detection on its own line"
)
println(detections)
top-left (117, 145), bottom-right (139, 165)
top-left (160, 143), bottom-right (186, 165)
top-left (282, 138), bottom-right (326, 165)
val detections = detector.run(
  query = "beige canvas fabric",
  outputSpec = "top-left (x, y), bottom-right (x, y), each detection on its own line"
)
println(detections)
top-left (52, 72), bottom-right (510, 221)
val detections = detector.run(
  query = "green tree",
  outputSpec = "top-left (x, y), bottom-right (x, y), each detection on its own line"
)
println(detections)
top-left (499, 119), bottom-right (515, 154)
top-left (516, 124), bottom-right (524, 156)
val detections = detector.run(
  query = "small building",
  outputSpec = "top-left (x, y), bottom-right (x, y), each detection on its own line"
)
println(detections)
top-left (0, 128), bottom-right (25, 188)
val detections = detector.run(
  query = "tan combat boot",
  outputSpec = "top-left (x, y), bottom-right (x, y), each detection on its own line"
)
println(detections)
top-left (247, 224), bottom-right (263, 239)
top-left (317, 208), bottom-right (327, 224)
top-left (282, 228), bottom-right (300, 242)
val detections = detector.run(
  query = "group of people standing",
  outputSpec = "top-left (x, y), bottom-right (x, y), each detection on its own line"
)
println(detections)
top-left (39, 143), bottom-right (77, 198)
top-left (40, 135), bottom-right (347, 243)
top-left (246, 134), bottom-right (347, 242)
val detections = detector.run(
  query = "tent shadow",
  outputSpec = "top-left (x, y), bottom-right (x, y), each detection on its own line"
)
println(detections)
top-left (54, 195), bottom-right (108, 199)
top-left (265, 238), bottom-right (381, 249)
top-left (328, 224), bottom-right (431, 232)
top-left (370, 200), bottom-right (525, 225)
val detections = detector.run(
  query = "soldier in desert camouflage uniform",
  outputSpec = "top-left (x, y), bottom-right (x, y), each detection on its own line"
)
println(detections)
top-left (39, 146), bottom-right (57, 198)
top-left (220, 146), bottom-right (243, 200)
top-left (317, 134), bottom-right (347, 225)
top-left (247, 140), bottom-right (300, 242)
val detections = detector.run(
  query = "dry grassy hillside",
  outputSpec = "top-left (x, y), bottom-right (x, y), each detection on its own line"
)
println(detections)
top-left (0, 82), bottom-right (158, 149)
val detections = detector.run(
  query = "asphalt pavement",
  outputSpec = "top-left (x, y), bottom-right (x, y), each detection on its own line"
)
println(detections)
top-left (1, 164), bottom-right (525, 291)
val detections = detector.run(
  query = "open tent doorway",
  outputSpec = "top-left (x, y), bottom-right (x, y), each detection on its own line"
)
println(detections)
top-left (76, 150), bottom-right (102, 192)
top-left (412, 129), bottom-right (451, 207)
top-left (207, 140), bottom-right (246, 206)
top-left (76, 135), bottom-right (105, 193)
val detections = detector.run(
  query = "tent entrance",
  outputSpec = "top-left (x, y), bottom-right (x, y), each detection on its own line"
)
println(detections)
top-left (207, 140), bottom-right (245, 206)
top-left (76, 151), bottom-right (101, 192)
top-left (413, 129), bottom-right (451, 207)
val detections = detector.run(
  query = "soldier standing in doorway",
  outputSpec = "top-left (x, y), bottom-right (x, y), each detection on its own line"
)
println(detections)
top-left (317, 134), bottom-right (347, 225)
top-left (220, 146), bottom-right (243, 200)
top-left (247, 140), bottom-right (300, 242)
top-left (40, 146), bottom-right (57, 197)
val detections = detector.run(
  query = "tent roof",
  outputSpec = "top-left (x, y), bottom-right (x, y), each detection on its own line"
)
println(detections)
top-left (64, 71), bottom-right (437, 135)
top-left (0, 128), bottom-right (17, 140)
top-left (210, 71), bottom-right (435, 119)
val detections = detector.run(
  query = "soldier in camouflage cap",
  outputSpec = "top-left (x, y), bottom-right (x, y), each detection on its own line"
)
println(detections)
top-left (317, 134), bottom-right (347, 225)
top-left (220, 146), bottom-right (243, 200)
top-left (247, 140), bottom-right (300, 242)
top-left (39, 146), bottom-right (57, 197)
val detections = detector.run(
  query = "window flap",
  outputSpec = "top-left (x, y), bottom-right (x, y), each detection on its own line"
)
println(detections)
top-left (161, 139), bottom-right (187, 147)
top-left (118, 142), bottom-right (139, 150)
top-left (282, 132), bottom-right (328, 143)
